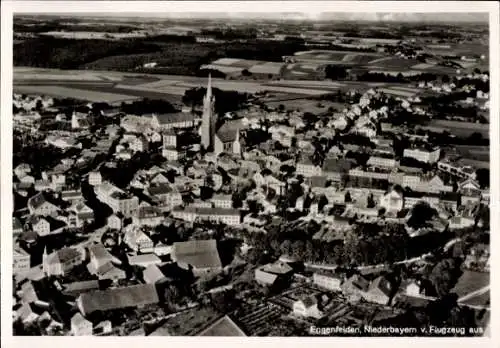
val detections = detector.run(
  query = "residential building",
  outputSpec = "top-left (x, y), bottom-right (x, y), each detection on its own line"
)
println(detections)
top-left (162, 130), bottom-right (177, 147)
top-left (367, 156), bottom-right (397, 169)
top-left (77, 284), bottom-right (160, 316)
top-left (362, 276), bottom-right (393, 305)
top-left (27, 193), bottom-right (59, 216)
top-left (107, 214), bottom-right (122, 230)
top-left (132, 205), bottom-right (164, 227)
top-left (146, 184), bottom-right (182, 209)
top-left (43, 247), bottom-right (82, 276)
top-left (128, 254), bottom-right (162, 268)
top-left (95, 182), bottom-right (139, 216)
top-left (130, 135), bottom-right (149, 152)
top-left (171, 239), bottom-right (222, 275)
top-left (255, 261), bottom-right (293, 287)
top-left (403, 147), bottom-right (441, 164)
top-left (212, 194), bottom-right (233, 209)
top-left (124, 227), bottom-right (154, 253)
top-left (162, 146), bottom-right (184, 161)
top-left (313, 272), bottom-right (343, 292)
top-left (32, 216), bottom-right (67, 237)
top-left (71, 313), bottom-right (93, 336)
top-left (197, 315), bottom-right (247, 336)
top-left (293, 296), bottom-right (323, 319)
top-left (297, 157), bottom-right (322, 177)
top-left (13, 247), bottom-right (31, 275)
top-left (379, 187), bottom-right (404, 215)
top-left (341, 274), bottom-right (370, 302)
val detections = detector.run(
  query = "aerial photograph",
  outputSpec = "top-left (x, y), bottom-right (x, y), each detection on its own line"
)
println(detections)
top-left (10, 7), bottom-right (491, 337)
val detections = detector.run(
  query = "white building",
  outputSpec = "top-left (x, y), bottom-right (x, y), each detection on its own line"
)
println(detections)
top-left (88, 171), bottom-right (102, 186)
top-left (403, 147), bottom-right (441, 164)
top-left (95, 182), bottom-right (139, 217)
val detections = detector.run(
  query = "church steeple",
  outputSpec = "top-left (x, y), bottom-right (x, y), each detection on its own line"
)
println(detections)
top-left (201, 74), bottom-right (216, 151)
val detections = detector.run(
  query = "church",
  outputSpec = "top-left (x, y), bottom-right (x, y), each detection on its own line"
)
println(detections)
top-left (199, 74), bottom-right (243, 157)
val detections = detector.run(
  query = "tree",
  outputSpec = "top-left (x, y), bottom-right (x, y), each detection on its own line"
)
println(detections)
top-left (407, 202), bottom-right (437, 229)
top-left (345, 191), bottom-right (352, 203)
top-left (429, 258), bottom-right (462, 297)
top-left (475, 168), bottom-right (489, 189)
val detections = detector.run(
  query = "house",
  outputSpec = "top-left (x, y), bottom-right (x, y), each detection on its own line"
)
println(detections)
top-left (440, 192), bottom-right (460, 211)
top-left (143, 264), bottom-right (169, 284)
top-left (362, 276), bottom-right (393, 305)
top-left (13, 217), bottom-right (24, 237)
top-left (162, 130), bottom-right (178, 147)
top-left (293, 295), bottom-right (323, 319)
top-left (162, 146), bottom-right (184, 161)
top-left (403, 147), bottom-right (440, 164)
top-left (379, 187), bottom-right (404, 215)
top-left (128, 254), bottom-right (162, 268)
top-left (130, 135), bottom-right (149, 153)
top-left (322, 158), bottom-right (355, 182)
top-left (71, 313), bottom-right (93, 336)
top-left (76, 284), bottom-right (160, 316)
top-left (197, 315), bottom-right (247, 336)
top-left (107, 214), bottom-right (122, 230)
top-left (14, 163), bottom-right (31, 178)
top-left (88, 171), bottom-right (102, 186)
top-left (196, 207), bottom-right (241, 226)
top-left (124, 227), bottom-right (154, 253)
top-left (458, 178), bottom-right (482, 206)
top-left (13, 246), bottom-right (31, 275)
top-left (32, 216), bottom-right (67, 237)
top-left (146, 184), bottom-right (182, 208)
top-left (341, 274), bottom-right (370, 302)
top-left (171, 239), bottom-right (222, 276)
top-left (313, 272), bottom-right (343, 292)
top-left (255, 261), bottom-right (294, 287)
top-left (27, 193), bottom-right (59, 216)
top-left (88, 244), bottom-right (116, 272)
top-left (212, 194), bottom-right (233, 209)
top-left (70, 201), bottom-right (95, 228)
top-left (449, 216), bottom-right (475, 230)
top-left (95, 182), bottom-right (139, 217)
top-left (42, 247), bottom-right (82, 276)
top-left (296, 157), bottom-right (322, 177)
top-left (61, 188), bottom-right (83, 202)
top-left (132, 205), bottom-right (164, 227)
top-left (93, 262), bottom-right (127, 282)
top-left (404, 280), bottom-right (422, 297)
top-left (62, 280), bottom-right (101, 297)
top-left (367, 156), bottom-right (396, 169)
top-left (94, 320), bottom-right (113, 335)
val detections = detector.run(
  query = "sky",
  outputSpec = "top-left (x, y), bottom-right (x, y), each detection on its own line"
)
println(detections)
top-left (28, 12), bottom-right (488, 23)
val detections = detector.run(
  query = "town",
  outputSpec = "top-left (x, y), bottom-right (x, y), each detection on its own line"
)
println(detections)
top-left (12, 13), bottom-right (490, 337)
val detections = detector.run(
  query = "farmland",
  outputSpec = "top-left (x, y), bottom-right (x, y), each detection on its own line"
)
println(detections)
top-left (427, 120), bottom-right (490, 139)
top-left (452, 270), bottom-right (489, 299)
top-left (13, 85), bottom-right (141, 103)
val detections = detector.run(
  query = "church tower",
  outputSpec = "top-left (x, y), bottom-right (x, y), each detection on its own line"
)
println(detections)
top-left (201, 74), bottom-right (216, 151)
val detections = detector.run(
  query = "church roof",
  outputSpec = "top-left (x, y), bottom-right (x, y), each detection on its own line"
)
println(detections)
top-left (151, 113), bottom-right (197, 125)
top-left (216, 120), bottom-right (242, 143)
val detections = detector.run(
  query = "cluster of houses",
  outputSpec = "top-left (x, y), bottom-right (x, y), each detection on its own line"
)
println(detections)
top-left (11, 71), bottom-right (489, 336)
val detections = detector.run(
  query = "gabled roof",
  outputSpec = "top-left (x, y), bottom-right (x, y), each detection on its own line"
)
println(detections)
top-left (152, 112), bottom-right (197, 125)
top-left (77, 284), bottom-right (159, 315)
top-left (46, 247), bottom-right (80, 265)
top-left (197, 315), bottom-right (247, 336)
top-left (147, 184), bottom-right (173, 196)
top-left (368, 276), bottom-right (392, 297)
top-left (172, 239), bottom-right (222, 270)
top-left (28, 192), bottom-right (51, 211)
top-left (323, 158), bottom-right (355, 173)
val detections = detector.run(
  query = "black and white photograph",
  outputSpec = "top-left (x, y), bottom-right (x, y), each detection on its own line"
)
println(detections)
top-left (1, 0), bottom-right (498, 342)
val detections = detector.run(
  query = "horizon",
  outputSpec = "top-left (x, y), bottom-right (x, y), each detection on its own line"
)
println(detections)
top-left (15, 12), bottom-right (488, 24)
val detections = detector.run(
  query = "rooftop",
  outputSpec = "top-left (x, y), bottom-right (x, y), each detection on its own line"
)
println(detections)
top-left (172, 239), bottom-right (222, 270)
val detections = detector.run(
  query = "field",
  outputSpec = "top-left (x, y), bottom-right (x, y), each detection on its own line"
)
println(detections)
top-left (426, 120), bottom-right (490, 139)
top-left (13, 85), bottom-right (141, 103)
top-left (232, 301), bottom-right (287, 336)
top-left (264, 99), bottom-right (345, 113)
top-left (452, 271), bottom-right (489, 299)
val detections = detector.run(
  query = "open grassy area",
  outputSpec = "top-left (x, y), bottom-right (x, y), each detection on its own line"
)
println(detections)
top-left (452, 270), bottom-right (489, 298)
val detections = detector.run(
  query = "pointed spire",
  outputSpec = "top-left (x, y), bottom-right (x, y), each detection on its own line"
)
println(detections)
top-left (206, 73), bottom-right (212, 99)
